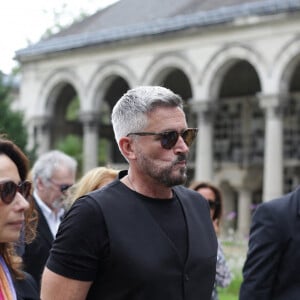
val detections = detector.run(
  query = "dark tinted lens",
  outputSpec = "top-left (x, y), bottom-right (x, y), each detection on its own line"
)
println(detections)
top-left (60, 184), bottom-right (72, 193)
top-left (208, 200), bottom-right (216, 210)
top-left (19, 181), bottom-right (32, 199)
top-left (182, 129), bottom-right (198, 147)
top-left (161, 131), bottom-right (179, 149)
top-left (0, 181), bottom-right (17, 204)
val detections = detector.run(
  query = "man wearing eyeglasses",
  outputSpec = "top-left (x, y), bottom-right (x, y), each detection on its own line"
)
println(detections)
top-left (22, 150), bottom-right (77, 290)
top-left (41, 86), bottom-right (218, 300)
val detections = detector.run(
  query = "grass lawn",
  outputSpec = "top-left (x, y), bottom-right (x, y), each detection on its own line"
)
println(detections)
top-left (218, 237), bottom-right (246, 300)
top-left (218, 274), bottom-right (242, 300)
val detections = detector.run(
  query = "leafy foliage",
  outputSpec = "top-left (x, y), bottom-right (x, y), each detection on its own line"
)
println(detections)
top-left (55, 134), bottom-right (83, 174)
top-left (0, 72), bottom-right (28, 151)
top-left (66, 96), bottom-right (80, 121)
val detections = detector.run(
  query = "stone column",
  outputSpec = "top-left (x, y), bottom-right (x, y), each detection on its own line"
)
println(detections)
top-left (259, 94), bottom-right (284, 202)
top-left (80, 112), bottom-right (99, 173)
top-left (237, 187), bottom-right (252, 238)
top-left (33, 116), bottom-right (51, 157)
top-left (190, 100), bottom-right (215, 181)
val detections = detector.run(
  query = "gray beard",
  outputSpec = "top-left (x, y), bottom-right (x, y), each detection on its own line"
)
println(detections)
top-left (138, 153), bottom-right (188, 187)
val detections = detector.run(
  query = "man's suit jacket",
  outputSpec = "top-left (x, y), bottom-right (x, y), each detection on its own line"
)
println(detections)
top-left (22, 198), bottom-right (54, 289)
top-left (14, 271), bottom-right (40, 300)
top-left (240, 186), bottom-right (300, 300)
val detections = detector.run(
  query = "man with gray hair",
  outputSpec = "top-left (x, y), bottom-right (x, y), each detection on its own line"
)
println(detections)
top-left (41, 86), bottom-right (217, 300)
top-left (22, 150), bottom-right (77, 289)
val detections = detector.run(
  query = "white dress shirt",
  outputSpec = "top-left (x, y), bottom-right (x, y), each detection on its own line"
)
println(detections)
top-left (33, 190), bottom-right (65, 238)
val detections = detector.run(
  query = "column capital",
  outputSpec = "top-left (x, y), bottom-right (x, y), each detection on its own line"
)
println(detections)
top-left (79, 111), bottom-right (100, 128)
top-left (189, 99), bottom-right (217, 122)
top-left (189, 99), bottom-right (217, 114)
top-left (32, 115), bottom-right (52, 131)
top-left (258, 93), bottom-right (290, 119)
top-left (258, 93), bottom-right (288, 112)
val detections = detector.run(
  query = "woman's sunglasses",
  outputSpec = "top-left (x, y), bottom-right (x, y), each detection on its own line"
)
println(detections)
top-left (0, 180), bottom-right (31, 204)
top-left (127, 128), bottom-right (198, 150)
top-left (207, 200), bottom-right (220, 210)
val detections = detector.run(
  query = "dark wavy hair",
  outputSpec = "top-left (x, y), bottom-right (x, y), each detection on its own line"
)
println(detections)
top-left (0, 135), bottom-right (37, 279)
top-left (189, 181), bottom-right (223, 221)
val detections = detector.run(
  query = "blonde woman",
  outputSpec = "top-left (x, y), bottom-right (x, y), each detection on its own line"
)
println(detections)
top-left (65, 167), bottom-right (119, 209)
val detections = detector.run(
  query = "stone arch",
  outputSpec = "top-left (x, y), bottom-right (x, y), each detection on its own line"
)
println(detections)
top-left (142, 52), bottom-right (196, 96)
top-left (37, 68), bottom-right (84, 116)
top-left (85, 61), bottom-right (137, 112)
top-left (275, 38), bottom-right (300, 193)
top-left (80, 62), bottom-right (134, 167)
top-left (197, 44), bottom-right (265, 237)
top-left (274, 37), bottom-right (300, 93)
top-left (142, 53), bottom-right (197, 176)
top-left (200, 43), bottom-right (267, 99)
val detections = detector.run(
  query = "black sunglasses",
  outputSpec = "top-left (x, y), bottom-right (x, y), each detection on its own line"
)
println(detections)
top-left (207, 200), bottom-right (220, 210)
top-left (127, 128), bottom-right (198, 150)
top-left (59, 184), bottom-right (72, 193)
top-left (49, 180), bottom-right (72, 193)
top-left (0, 180), bottom-right (32, 205)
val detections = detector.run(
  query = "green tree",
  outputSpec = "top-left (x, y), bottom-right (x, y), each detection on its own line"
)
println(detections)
top-left (0, 72), bottom-right (28, 151)
top-left (56, 134), bottom-right (83, 175)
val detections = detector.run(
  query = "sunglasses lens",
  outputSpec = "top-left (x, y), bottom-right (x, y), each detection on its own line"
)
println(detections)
top-left (1, 181), bottom-right (17, 204)
top-left (161, 131), bottom-right (179, 149)
top-left (183, 129), bottom-right (198, 147)
top-left (19, 181), bottom-right (32, 199)
top-left (60, 184), bottom-right (72, 193)
top-left (208, 200), bottom-right (216, 210)
top-left (0, 181), bottom-right (32, 204)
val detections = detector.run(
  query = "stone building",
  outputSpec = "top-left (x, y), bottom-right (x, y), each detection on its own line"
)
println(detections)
top-left (15, 0), bottom-right (300, 236)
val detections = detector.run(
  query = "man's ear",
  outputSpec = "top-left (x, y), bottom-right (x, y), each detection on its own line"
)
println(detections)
top-left (119, 137), bottom-right (136, 160)
top-left (37, 177), bottom-right (46, 191)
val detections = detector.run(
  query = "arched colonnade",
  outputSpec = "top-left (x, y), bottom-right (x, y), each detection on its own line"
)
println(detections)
top-left (25, 38), bottom-right (300, 236)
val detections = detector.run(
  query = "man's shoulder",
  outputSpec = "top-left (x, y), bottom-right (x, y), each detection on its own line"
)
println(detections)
top-left (83, 180), bottom-right (127, 204)
top-left (173, 185), bottom-right (207, 204)
top-left (256, 187), bottom-right (300, 218)
top-left (263, 187), bottom-right (300, 207)
top-left (174, 185), bottom-right (204, 197)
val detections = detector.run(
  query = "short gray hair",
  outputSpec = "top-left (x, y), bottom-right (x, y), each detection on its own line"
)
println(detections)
top-left (31, 150), bottom-right (77, 187)
top-left (111, 86), bottom-right (183, 143)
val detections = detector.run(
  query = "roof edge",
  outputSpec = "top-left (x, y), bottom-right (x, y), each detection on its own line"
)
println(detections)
top-left (16, 0), bottom-right (300, 59)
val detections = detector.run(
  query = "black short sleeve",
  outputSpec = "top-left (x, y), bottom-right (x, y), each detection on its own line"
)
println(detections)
top-left (46, 196), bottom-right (109, 281)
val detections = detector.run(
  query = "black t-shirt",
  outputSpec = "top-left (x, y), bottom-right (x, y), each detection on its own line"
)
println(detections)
top-left (46, 173), bottom-right (218, 300)
top-left (47, 178), bottom-right (187, 281)
top-left (138, 192), bottom-right (187, 262)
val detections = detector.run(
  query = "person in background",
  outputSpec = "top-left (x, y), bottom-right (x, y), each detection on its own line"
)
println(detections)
top-left (0, 136), bottom-right (39, 299)
top-left (22, 150), bottom-right (77, 289)
top-left (64, 166), bottom-right (119, 210)
top-left (239, 187), bottom-right (300, 299)
top-left (41, 86), bottom-right (218, 300)
top-left (190, 181), bottom-right (232, 300)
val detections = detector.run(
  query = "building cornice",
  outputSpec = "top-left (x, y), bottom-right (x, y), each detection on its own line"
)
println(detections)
top-left (16, 0), bottom-right (300, 60)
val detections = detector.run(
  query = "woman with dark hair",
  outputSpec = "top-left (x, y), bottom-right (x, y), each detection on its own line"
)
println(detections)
top-left (189, 181), bottom-right (232, 300)
top-left (0, 136), bottom-right (39, 300)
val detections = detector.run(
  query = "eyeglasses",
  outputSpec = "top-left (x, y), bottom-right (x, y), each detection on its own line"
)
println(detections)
top-left (0, 180), bottom-right (32, 204)
top-left (49, 180), bottom-right (72, 193)
top-left (127, 128), bottom-right (198, 150)
top-left (207, 200), bottom-right (220, 210)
